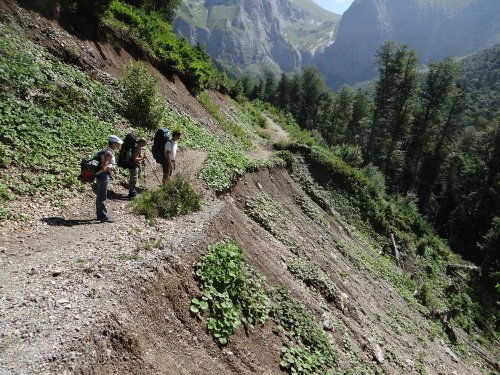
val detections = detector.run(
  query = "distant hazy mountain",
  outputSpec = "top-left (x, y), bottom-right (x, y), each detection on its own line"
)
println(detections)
top-left (316, 0), bottom-right (500, 89)
top-left (173, 0), bottom-right (340, 78)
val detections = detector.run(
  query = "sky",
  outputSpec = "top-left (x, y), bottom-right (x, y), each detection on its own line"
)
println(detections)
top-left (311, 0), bottom-right (355, 14)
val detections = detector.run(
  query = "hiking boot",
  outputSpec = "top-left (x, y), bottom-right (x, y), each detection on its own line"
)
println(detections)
top-left (128, 191), bottom-right (137, 199)
top-left (100, 218), bottom-right (114, 223)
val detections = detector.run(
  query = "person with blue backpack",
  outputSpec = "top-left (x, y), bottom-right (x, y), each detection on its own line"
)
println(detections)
top-left (151, 128), bottom-right (182, 185)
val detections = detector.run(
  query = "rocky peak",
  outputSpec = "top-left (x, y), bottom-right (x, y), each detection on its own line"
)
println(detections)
top-left (315, 0), bottom-right (500, 88)
top-left (174, 0), bottom-right (340, 77)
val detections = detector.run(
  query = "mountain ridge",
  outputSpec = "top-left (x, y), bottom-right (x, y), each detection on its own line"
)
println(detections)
top-left (175, 0), bottom-right (500, 88)
top-left (315, 0), bottom-right (500, 88)
top-left (174, 0), bottom-right (340, 77)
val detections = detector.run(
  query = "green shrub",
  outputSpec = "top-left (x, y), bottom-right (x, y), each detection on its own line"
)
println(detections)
top-left (121, 61), bottom-right (165, 129)
top-left (191, 239), bottom-right (271, 345)
top-left (132, 175), bottom-right (201, 219)
top-left (331, 144), bottom-right (364, 168)
top-left (106, 1), bottom-right (219, 92)
top-left (362, 163), bottom-right (386, 195)
top-left (416, 282), bottom-right (437, 308)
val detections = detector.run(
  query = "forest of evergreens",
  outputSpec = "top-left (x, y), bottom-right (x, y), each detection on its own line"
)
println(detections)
top-left (231, 42), bottom-right (500, 307)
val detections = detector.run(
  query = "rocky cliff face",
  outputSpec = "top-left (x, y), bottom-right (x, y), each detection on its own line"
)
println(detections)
top-left (316, 0), bottom-right (500, 88)
top-left (174, 0), bottom-right (340, 77)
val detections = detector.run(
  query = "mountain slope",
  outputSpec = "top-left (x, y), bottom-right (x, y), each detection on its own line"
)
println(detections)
top-left (0, 1), bottom-right (499, 374)
top-left (316, 0), bottom-right (500, 88)
top-left (174, 0), bottom-right (340, 77)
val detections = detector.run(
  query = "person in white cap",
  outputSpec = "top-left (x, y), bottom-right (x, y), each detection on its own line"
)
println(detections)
top-left (95, 135), bottom-right (123, 223)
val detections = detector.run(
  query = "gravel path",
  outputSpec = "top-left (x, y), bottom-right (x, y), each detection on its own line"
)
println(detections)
top-left (0, 150), bottom-right (223, 374)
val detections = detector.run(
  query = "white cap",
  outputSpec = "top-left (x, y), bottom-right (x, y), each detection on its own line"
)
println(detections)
top-left (108, 135), bottom-right (123, 144)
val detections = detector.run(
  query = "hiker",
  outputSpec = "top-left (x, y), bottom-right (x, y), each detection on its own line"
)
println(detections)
top-left (162, 130), bottom-right (181, 184)
top-left (95, 135), bottom-right (122, 223)
top-left (128, 137), bottom-right (147, 198)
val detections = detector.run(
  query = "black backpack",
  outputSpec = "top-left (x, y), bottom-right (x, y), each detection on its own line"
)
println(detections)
top-left (152, 128), bottom-right (170, 163)
top-left (118, 133), bottom-right (137, 168)
top-left (79, 150), bottom-right (106, 183)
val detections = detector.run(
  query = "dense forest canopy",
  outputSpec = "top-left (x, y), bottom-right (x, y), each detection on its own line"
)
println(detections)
top-left (232, 42), bottom-right (500, 296)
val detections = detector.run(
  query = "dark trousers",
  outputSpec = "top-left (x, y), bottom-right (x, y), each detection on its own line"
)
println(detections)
top-left (95, 173), bottom-right (110, 220)
top-left (129, 165), bottom-right (139, 194)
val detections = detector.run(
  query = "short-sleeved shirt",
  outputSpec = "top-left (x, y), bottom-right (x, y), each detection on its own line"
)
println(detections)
top-left (165, 140), bottom-right (177, 160)
top-left (102, 147), bottom-right (116, 164)
top-left (96, 147), bottom-right (116, 175)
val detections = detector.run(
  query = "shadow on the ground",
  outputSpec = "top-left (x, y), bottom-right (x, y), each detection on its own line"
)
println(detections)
top-left (107, 190), bottom-right (133, 201)
top-left (41, 217), bottom-right (99, 227)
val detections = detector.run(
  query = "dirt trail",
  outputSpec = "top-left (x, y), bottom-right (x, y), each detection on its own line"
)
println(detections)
top-left (0, 149), bottom-right (222, 374)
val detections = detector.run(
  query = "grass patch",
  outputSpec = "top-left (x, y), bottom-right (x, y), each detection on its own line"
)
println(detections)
top-left (132, 175), bottom-right (201, 220)
top-left (199, 92), bottom-right (252, 148)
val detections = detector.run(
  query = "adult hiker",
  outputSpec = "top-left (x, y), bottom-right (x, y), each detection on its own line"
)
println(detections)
top-left (95, 135), bottom-right (122, 223)
top-left (128, 137), bottom-right (147, 198)
top-left (162, 130), bottom-right (181, 184)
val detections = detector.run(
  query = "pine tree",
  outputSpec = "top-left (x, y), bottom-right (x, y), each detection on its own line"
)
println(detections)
top-left (366, 42), bottom-right (419, 190)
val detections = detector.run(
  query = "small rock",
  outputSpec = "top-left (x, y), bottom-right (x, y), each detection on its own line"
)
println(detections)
top-left (406, 359), bottom-right (414, 371)
top-left (366, 338), bottom-right (385, 364)
top-left (321, 313), bottom-right (334, 331)
top-left (443, 346), bottom-right (459, 363)
top-left (52, 269), bottom-right (63, 277)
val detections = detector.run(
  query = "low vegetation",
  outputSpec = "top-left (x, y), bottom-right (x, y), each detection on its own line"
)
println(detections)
top-left (105, 0), bottom-right (219, 93)
top-left (190, 239), bottom-right (271, 345)
top-left (132, 175), bottom-right (201, 220)
top-left (0, 22), bottom-right (121, 210)
top-left (273, 288), bottom-right (338, 375)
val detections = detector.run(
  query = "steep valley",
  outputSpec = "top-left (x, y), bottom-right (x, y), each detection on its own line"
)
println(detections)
top-left (0, 1), bottom-right (498, 375)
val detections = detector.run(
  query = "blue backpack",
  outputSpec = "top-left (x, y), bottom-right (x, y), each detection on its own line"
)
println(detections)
top-left (152, 128), bottom-right (170, 163)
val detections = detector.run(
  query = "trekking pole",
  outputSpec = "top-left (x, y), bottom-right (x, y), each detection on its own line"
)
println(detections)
top-left (145, 157), bottom-right (162, 184)
top-left (141, 160), bottom-right (146, 189)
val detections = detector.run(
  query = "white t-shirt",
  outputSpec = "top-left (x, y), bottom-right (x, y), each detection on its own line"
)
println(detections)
top-left (165, 140), bottom-right (178, 160)
top-left (103, 147), bottom-right (116, 166)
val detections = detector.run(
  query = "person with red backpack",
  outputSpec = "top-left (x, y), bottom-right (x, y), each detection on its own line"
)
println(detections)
top-left (95, 135), bottom-right (122, 223)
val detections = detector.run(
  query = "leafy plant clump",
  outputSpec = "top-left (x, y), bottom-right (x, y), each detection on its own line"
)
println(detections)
top-left (294, 194), bottom-right (330, 229)
top-left (273, 288), bottom-right (338, 375)
top-left (244, 192), bottom-right (300, 252)
top-left (190, 239), bottom-right (271, 345)
top-left (132, 175), bottom-right (201, 219)
top-left (287, 258), bottom-right (340, 303)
